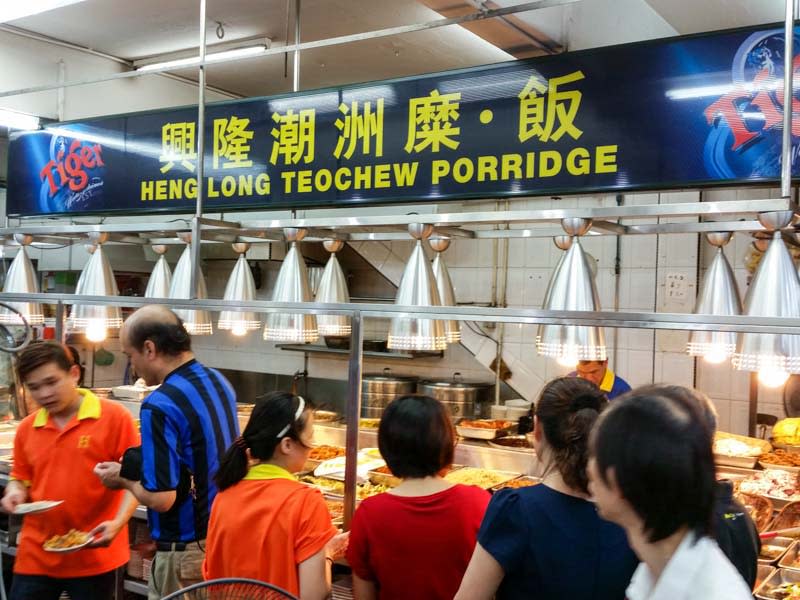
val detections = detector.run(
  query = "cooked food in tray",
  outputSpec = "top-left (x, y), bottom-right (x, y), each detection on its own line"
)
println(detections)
top-left (714, 437), bottom-right (764, 457)
top-left (43, 529), bottom-right (91, 550)
top-left (740, 470), bottom-right (800, 502)
top-left (459, 419), bottom-right (514, 430)
top-left (300, 475), bottom-right (389, 500)
top-left (772, 502), bottom-right (800, 532)
top-left (493, 477), bottom-right (540, 491)
top-left (359, 418), bottom-right (381, 429)
top-left (762, 451), bottom-right (800, 468)
top-left (762, 545), bottom-right (791, 562)
top-left (309, 445), bottom-right (346, 461)
top-left (325, 499), bottom-right (344, 521)
top-left (444, 467), bottom-right (517, 489)
top-left (761, 581), bottom-right (800, 599)
top-left (735, 492), bottom-right (774, 532)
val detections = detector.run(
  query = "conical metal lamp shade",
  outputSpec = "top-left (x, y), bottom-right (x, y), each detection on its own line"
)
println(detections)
top-left (69, 245), bottom-right (122, 339)
top-left (688, 247), bottom-right (742, 363)
top-left (733, 233), bottom-right (800, 374)
top-left (169, 245), bottom-right (213, 335)
top-left (316, 252), bottom-right (351, 337)
top-left (219, 253), bottom-right (261, 335)
top-left (536, 238), bottom-right (606, 362)
top-left (0, 247), bottom-right (44, 325)
top-left (264, 242), bottom-right (318, 342)
top-left (387, 240), bottom-right (446, 351)
top-left (432, 253), bottom-right (460, 343)
top-left (145, 255), bottom-right (172, 299)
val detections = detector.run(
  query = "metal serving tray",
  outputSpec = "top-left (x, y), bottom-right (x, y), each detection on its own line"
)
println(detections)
top-left (757, 565), bottom-right (777, 592)
top-left (755, 567), bottom-right (800, 599)
top-left (779, 541), bottom-right (800, 572)
top-left (760, 537), bottom-right (795, 566)
top-left (490, 475), bottom-right (541, 492)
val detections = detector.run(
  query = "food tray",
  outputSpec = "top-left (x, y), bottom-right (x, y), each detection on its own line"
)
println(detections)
top-left (490, 476), bottom-right (541, 492)
top-left (758, 565), bottom-right (777, 591)
top-left (755, 567), bottom-right (800, 599)
top-left (314, 410), bottom-right (341, 423)
top-left (768, 495), bottom-right (799, 511)
top-left (760, 537), bottom-right (795, 566)
top-left (779, 541), bottom-right (800, 572)
top-left (762, 462), bottom-right (800, 474)
top-left (771, 501), bottom-right (800, 532)
top-left (736, 493), bottom-right (774, 532)
top-left (773, 442), bottom-right (800, 454)
top-left (444, 467), bottom-right (519, 490)
top-left (487, 436), bottom-right (534, 452)
top-left (456, 420), bottom-right (515, 440)
top-left (368, 468), bottom-right (401, 488)
top-left (714, 453), bottom-right (758, 469)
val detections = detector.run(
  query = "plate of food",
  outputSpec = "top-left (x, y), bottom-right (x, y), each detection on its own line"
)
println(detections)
top-left (491, 476), bottom-right (541, 491)
top-left (14, 500), bottom-right (63, 515)
top-left (761, 450), bottom-right (800, 473)
top-left (739, 470), bottom-right (800, 509)
top-left (456, 420), bottom-right (515, 440)
top-left (43, 529), bottom-right (92, 553)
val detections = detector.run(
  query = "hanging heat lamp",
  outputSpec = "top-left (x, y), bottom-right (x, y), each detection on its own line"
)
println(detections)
top-left (168, 234), bottom-right (213, 336)
top-left (536, 218), bottom-right (606, 367)
top-left (687, 232), bottom-right (742, 364)
top-left (144, 245), bottom-right (172, 299)
top-left (218, 243), bottom-right (261, 336)
top-left (315, 239), bottom-right (351, 337)
top-left (263, 228), bottom-right (318, 343)
top-left (429, 236), bottom-right (461, 343)
top-left (69, 233), bottom-right (122, 342)
top-left (387, 223), bottom-right (446, 352)
top-left (0, 235), bottom-right (44, 325)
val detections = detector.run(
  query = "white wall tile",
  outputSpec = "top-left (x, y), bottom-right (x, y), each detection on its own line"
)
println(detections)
top-left (523, 238), bottom-right (554, 268)
top-left (710, 397), bottom-right (731, 432)
top-left (729, 401), bottom-right (750, 436)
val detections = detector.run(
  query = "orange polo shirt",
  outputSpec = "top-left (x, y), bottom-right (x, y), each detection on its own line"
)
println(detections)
top-left (203, 464), bottom-right (337, 594)
top-left (10, 389), bottom-right (139, 576)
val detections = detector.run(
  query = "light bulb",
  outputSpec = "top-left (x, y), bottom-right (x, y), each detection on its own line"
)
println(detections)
top-left (231, 322), bottom-right (247, 337)
top-left (557, 355), bottom-right (578, 368)
top-left (703, 345), bottom-right (728, 364)
top-left (759, 367), bottom-right (790, 388)
top-left (85, 319), bottom-right (107, 342)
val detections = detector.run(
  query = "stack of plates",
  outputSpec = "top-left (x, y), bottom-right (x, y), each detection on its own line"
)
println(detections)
top-left (332, 575), bottom-right (354, 600)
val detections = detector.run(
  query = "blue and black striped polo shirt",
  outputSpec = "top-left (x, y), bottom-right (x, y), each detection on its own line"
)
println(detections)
top-left (140, 359), bottom-right (239, 542)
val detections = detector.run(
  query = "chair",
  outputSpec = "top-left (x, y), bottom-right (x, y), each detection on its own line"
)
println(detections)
top-left (161, 578), bottom-right (299, 600)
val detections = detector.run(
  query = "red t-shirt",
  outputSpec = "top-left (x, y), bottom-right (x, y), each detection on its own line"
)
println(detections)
top-left (347, 484), bottom-right (490, 600)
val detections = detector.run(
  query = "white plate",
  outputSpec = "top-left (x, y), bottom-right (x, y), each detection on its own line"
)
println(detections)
top-left (43, 536), bottom-right (92, 553)
top-left (14, 500), bottom-right (63, 515)
top-left (760, 462), bottom-right (800, 474)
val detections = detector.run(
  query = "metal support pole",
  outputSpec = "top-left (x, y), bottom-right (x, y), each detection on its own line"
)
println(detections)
top-left (293, 0), bottom-right (301, 92)
top-left (749, 371), bottom-right (759, 437)
top-left (781, 0), bottom-right (796, 199)
top-left (54, 300), bottom-right (65, 343)
top-left (189, 0), bottom-right (208, 299)
top-left (343, 312), bottom-right (363, 530)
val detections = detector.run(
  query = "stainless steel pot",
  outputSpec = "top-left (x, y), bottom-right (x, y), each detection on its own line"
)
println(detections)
top-left (417, 372), bottom-right (493, 417)
top-left (361, 392), bottom-right (399, 408)
top-left (361, 406), bottom-right (388, 419)
top-left (362, 368), bottom-right (418, 395)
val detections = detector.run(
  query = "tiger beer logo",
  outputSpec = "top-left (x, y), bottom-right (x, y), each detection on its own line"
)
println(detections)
top-left (77, 435), bottom-right (91, 449)
top-left (39, 138), bottom-right (104, 197)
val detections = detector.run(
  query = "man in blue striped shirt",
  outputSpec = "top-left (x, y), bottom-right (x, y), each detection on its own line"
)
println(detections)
top-left (95, 305), bottom-right (239, 600)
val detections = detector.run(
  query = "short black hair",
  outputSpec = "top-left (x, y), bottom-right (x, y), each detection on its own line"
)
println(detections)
top-left (591, 389), bottom-right (715, 543)
top-left (17, 342), bottom-right (75, 382)
top-left (636, 384), bottom-right (718, 434)
top-left (535, 377), bottom-right (607, 495)
top-left (126, 313), bottom-right (192, 356)
top-left (378, 395), bottom-right (455, 479)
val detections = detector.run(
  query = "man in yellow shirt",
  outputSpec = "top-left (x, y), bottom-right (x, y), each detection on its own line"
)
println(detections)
top-left (575, 359), bottom-right (631, 400)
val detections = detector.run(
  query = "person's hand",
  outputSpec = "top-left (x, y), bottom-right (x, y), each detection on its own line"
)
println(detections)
top-left (94, 462), bottom-right (126, 490)
top-left (326, 530), bottom-right (350, 561)
top-left (88, 520), bottom-right (123, 547)
top-left (1, 484), bottom-right (27, 514)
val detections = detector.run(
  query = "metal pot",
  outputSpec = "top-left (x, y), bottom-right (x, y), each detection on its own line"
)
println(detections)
top-left (361, 368), bottom-right (418, 395)
top-left (361, 392), bottom-right (399, 408)
top-left (417, 372), bottom-right (493, 418)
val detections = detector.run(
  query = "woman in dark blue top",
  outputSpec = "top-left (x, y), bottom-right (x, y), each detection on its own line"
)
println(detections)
top-left (455, 377), bottom-right (638, 600)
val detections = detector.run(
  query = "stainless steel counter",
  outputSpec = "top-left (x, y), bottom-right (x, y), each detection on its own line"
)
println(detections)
top-left (314, 423), bottom-right (544, 477)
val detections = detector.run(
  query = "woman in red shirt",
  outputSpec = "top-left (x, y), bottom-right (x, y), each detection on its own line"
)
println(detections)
top-left (203, 392), bottom-right (346, 598)
top-left (347, 395), bottom-right (490, 600)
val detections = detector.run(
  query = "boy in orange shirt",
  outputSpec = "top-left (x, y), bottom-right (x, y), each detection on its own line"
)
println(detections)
top-left (1, 342), bottom-right (139, 600)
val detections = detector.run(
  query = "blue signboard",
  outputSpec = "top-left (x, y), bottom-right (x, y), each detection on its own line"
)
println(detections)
top-left (6, 24), bottom-right (800, 216)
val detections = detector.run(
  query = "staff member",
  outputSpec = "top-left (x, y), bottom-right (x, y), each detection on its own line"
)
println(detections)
top-left (574, 359), bottom-right (631, 400)
top-left (2, 342), bottom-right (139, 600)
top-left (95, 305), bottom-right (239, 600)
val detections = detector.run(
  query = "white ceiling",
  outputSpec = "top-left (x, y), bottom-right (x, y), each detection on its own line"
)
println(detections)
top-left (1, 0), bottom-right (791, 99)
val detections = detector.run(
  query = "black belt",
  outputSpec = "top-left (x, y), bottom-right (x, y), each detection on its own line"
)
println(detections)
top-left (155, 540), bottom-right (196, 552)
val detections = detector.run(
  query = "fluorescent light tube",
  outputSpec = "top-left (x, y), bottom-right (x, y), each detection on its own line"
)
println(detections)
top-left (0, 108), bottom-right (39, 130)
top-left (138, 45), bottom-right (268, 73)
